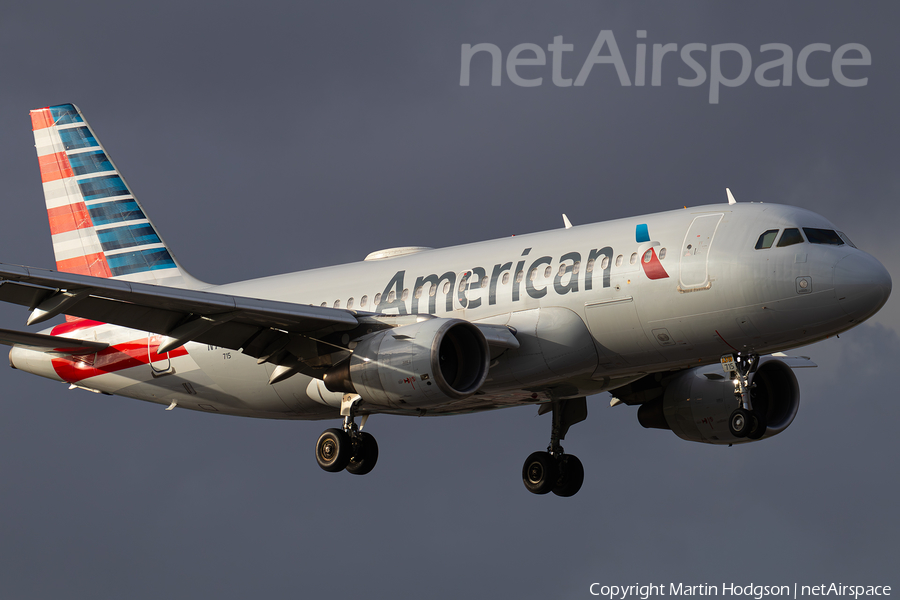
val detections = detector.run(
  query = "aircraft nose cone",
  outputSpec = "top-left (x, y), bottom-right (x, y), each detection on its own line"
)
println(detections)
top-left (833, 252), bottom-right (892, 322)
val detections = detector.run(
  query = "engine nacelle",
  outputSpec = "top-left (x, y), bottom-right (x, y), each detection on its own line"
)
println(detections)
top-left (634, 357), bottom-right (801, 444)
top-left (324, 317), bottom-right (490, 409)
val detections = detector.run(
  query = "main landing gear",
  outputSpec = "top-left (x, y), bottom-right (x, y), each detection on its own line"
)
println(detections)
top-left (522, 397), bottom-right (587, 497)
top-left (721, 353), bottom-right (767, 440)
top-left (315, 394), bottom-right (379, 475)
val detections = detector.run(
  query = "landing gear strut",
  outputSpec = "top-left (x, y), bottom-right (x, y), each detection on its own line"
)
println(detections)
top-left (522, 397), bottom-right (587, 497)
top-left (721, 353), bottom-right (766, 439)
top-left (315, 394), bottom-right (379, 475)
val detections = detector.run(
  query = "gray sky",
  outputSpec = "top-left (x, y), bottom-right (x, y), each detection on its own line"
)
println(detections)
top-left (0, 2), bottom-right (897, 598)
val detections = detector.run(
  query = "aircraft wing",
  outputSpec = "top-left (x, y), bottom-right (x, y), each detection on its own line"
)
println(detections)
top-left (0, 262), bottom-right (361, 377)
top-left (0, 263), bottom-right (521, 382)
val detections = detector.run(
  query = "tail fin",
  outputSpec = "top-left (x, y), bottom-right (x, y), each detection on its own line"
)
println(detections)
top-left (30, 103), bottom-right (205, 289)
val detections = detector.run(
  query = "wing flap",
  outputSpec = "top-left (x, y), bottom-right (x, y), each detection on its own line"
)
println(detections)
top-left (0, 327), bottom-right (108, 355)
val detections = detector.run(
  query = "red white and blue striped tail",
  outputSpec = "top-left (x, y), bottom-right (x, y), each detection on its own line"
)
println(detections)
top-left (30, 104), bottom-right (203, 289)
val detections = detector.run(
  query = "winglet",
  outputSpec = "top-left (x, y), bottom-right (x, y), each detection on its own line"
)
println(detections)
top-left (726, 188), bottom-right (737, 205)
top-left (562, 214), bottom-right (573, 229)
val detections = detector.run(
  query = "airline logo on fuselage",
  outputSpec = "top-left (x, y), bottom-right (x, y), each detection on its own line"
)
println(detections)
top-left (375, 227), bottom-right (668, 315)
top-left (636, 223), bottom-right (670, 281)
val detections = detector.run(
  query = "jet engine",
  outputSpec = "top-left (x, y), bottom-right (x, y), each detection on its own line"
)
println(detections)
top-left (619, 356), bottom-right (801, 444)
top-left (323, 317), bottom-right (490, 409)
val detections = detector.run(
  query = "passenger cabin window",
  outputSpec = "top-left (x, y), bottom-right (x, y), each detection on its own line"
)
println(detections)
top-left (776, 228), bottom-right (804, 247)
top-left (755, 229), bottom-right (779, 249)
top-left (803, 228), bottom-right (844, 246)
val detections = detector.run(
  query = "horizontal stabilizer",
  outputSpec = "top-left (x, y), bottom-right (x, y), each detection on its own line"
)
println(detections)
top-left (0, 327), bottom-right (108, 355)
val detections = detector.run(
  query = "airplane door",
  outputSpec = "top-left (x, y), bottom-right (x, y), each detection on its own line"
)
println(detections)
top-left (679, 213), bottom-right (723, 290)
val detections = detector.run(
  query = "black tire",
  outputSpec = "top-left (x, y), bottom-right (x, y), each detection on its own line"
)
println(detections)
top-left (729, 408), bottom-right (752, 438)
top-left (553, 454), bottom-right (584, 498)
top-left (747, 410), bottom-right (768, 440)
top-left (316, 428), bottom-right (352, 472)
top-left (346, 432), bottom-right (379, 475)
top-left (522, 451), bottom-right (558, 495)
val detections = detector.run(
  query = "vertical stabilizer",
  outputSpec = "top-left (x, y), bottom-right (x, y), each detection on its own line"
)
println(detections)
top-left (30, 104), bottom-right (205, 289)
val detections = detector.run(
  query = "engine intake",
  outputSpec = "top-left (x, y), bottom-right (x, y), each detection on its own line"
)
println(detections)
top-left (324, 317), bottom-right (490, 409)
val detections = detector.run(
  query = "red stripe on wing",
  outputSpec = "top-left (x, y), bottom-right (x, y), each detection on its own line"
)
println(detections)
top-left (51, 335), bottom-right (189, 383)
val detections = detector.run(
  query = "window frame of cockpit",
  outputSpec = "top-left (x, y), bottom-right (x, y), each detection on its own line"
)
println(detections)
top-left (755, 229), bottom-right (779, 250)
top-left (776, 228), bottom-right (805, 248)
top-left (803, 227), bottom-right (845, 246)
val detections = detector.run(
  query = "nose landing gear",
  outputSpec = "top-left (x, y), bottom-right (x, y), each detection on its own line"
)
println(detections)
top-left (522, 397), bottom-right (587, 497)
top-left (722, 353), bottom-right (767, 439)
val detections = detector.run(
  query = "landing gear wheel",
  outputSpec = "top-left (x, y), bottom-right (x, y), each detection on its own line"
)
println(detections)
top-left (747, 411), bottom-right (768, 440)
top-left (522, 451), bottom-right (558, 495)
top-left (346, 431), bottom-right (379, 475)
top-left (553, 454), bottom-right (584, 497)
top-left (316, 428), bottom-right (352, 472)
top-left (729, 408), bottom-right (752, 438)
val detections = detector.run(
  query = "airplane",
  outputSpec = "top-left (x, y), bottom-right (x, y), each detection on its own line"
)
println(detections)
top-left (0, 103), bottom-right (891, 497)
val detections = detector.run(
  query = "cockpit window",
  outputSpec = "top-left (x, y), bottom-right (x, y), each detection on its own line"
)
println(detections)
top-left (803, 228), bottom-right (844, 246)
top-left (776, 228), bottom-right (804, 247)
top-left (755, 229), bottom-right (779, 249)
top-left (837, 231), bottom-right (857, 249)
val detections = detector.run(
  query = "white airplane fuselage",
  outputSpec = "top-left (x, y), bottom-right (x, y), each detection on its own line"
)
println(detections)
top-left (9, 201), bottom-right (890, 421)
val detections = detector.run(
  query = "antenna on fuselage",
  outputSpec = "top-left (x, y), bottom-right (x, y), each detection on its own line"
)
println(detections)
top-left (562, 214), bottom-right (573, 229)
top-left (726, 188), bottom-right (737, 205)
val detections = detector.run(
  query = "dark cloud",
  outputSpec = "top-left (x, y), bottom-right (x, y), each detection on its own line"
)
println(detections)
top-left (0, 1), bottom-right (897, 598)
